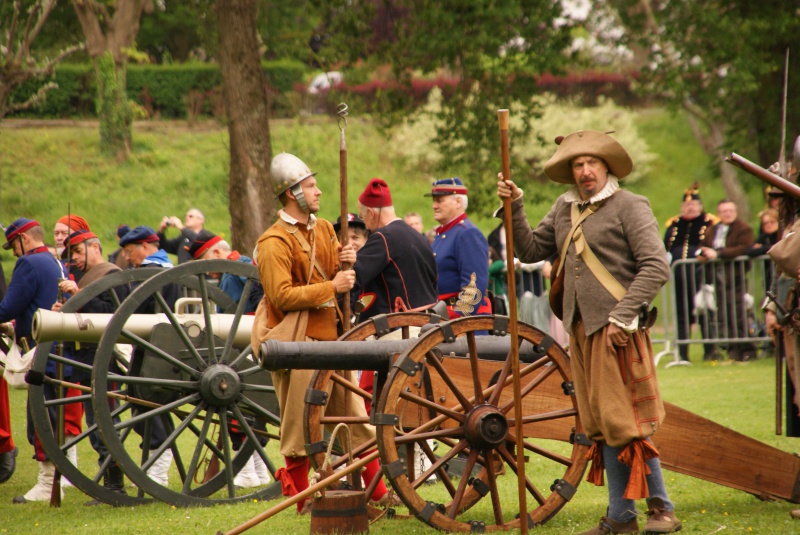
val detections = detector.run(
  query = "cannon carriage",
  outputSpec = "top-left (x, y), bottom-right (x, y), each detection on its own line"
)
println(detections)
top-left (28, 259), bottom-right (800, 532)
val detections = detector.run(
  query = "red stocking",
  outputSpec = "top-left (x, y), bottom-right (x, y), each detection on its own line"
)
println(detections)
top-left (359, 453), bottom-right (388, 501)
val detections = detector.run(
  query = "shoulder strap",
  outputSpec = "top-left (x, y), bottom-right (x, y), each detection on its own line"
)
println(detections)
top-left (277, 219), bottom-right (330, 282)
top-left (555, 203), bottom-right (598, 278)
top-left (566, 202), bottom-right (627, 302)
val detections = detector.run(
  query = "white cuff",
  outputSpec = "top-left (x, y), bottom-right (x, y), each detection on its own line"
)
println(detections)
top-left (609, 315), bottom-right (638, 333)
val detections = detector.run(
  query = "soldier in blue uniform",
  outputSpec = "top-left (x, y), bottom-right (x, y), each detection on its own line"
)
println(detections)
top-left (0, 219), bottom-right (66, 502)
top-left (427, 177), bottom-right (491, 318)
top-left (663, 183), bottom-right (718, 361)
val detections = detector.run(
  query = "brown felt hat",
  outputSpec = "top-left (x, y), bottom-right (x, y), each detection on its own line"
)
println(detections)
top-left (543, 130), bottom-right (633, 184)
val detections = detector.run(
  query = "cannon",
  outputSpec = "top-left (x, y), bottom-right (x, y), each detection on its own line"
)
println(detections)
top-left (31, 260), bottom-right (800, 532)
top-left (29, 260), bottom-right (283, 507)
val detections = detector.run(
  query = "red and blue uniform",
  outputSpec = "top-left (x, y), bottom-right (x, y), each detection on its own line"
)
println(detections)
top-left (432, 213), bottom-right (492, 319)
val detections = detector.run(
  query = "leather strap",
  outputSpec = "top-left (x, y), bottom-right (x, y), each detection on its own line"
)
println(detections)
top-left (568, 203), bottom-right (627, 302)
top-left (555, 202), bottom-right (599, 278)
top-left (277, 219), bottom-right (330, 282)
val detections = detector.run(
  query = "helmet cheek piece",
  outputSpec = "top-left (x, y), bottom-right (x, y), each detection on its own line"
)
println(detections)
top-left (290, 184), bottom-right (309, 213)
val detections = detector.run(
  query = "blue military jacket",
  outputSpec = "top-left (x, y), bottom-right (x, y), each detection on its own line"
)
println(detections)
top-left (0, 246), bottom-right (63, 342)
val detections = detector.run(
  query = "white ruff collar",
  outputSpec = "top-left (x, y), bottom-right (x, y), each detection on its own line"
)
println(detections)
top-left (563, 176), bottom-right (620, 205)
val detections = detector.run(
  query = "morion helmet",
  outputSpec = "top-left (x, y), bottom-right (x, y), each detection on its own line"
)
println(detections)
top-left (270, 152), bottom-right (316, 197)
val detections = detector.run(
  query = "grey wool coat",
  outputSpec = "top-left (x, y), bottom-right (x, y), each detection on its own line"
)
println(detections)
top-left (504, 186), bottom-right (670, 336)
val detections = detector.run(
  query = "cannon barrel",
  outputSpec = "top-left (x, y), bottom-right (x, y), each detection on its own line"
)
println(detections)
top-left (261, 337), bottom-right (543, 371)
top-left (33, 309), bottom-right (254, 349)
top-left (726, 152), bottom-right (800, 199)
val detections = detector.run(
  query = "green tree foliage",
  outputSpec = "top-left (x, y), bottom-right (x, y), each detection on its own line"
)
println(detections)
top-left (601, 0), bottom-right (800, 219)
top-left (312, 0), bottom-right (573, 214)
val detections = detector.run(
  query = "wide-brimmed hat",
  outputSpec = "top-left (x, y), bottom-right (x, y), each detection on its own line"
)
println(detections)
top-left (543, 130), bottom-right (633, 184)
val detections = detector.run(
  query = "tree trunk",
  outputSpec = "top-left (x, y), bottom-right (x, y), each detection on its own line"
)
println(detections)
top-left (216, 0), bottom-right (274, 255)
top-left (95, 52), bottom-right (133, 159)
top-left (684, 102), bottom-right (751, 221)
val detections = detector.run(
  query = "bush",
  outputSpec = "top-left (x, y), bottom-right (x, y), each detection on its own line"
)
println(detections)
top-left (8, 60), bottom-right (307, 119)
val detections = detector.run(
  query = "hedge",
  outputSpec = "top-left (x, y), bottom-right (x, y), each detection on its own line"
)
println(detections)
top-left (9, 59), bottom-right (306, 119)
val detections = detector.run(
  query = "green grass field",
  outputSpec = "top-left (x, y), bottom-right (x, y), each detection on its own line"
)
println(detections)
top-left (0, 110), bottom-right (785, 533)
top-left (2, 357), bottom-right (799, 534)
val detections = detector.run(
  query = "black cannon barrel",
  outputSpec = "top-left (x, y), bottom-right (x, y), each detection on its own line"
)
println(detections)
top-left (261, 337), bottom-right (544, 372)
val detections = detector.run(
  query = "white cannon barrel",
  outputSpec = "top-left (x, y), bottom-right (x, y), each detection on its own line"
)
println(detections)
top-left (33, 309), bottom-right (254, 349)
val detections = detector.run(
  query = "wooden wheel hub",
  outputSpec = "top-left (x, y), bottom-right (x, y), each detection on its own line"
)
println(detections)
top-left (200, 363), bottom-right (241, 406)
top-left (464, 404), bottom-right (508, 449)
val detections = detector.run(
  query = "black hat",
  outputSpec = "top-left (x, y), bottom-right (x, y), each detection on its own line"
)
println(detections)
top-left (186, 230), bottom-right (222, 259)
top-left (682, 182), bottom-right (701, 202)
top-left (333, 213), bottom-right (366, 234)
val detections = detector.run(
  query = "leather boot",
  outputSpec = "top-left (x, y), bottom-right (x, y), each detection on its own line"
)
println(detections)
top-left (13, 461), bottom-right (63, 503)
top-left (85, 463), bottom-right (127, 506)
top-left (579, 516), bottom-right (639, 535)
top-left (643, 497), bottom-right (682, 534)
top-left (0, 447), bottom-right (18, 484)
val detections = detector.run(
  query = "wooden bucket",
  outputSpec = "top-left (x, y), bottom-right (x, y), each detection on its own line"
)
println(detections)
top-left (310, 489), bottom-right (369, 534)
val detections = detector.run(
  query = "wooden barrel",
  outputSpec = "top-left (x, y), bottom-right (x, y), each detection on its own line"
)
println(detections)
top-left (310, 490), bottom-right (369, 535)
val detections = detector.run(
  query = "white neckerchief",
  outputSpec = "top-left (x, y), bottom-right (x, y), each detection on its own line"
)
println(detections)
top-left (279, 210), bottom-right (317, 230)
top-left (563, 176), bottom-right (620, 206)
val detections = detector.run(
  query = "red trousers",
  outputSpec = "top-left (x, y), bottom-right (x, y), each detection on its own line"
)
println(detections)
top-left (0, 377), bottom-right (14, 455)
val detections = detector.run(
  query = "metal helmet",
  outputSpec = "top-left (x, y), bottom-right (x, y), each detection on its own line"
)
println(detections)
top-left (270, 152), bottom-right (316, 197)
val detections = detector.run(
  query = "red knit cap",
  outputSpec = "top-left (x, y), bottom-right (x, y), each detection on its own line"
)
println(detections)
top-left (57, 214), bottom-right (90, 232)
top-left (358, 178), bottom-right (393, 208)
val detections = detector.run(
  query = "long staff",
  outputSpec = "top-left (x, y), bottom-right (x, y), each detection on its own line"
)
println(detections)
top-left (51, 203), bottom-right (71, 507)
top-left (337, 103), bottom-right (352, 331)
top-left (776, 48), bottom-right (789, 435)
top-left (497, 109), bottom-right (528, 533)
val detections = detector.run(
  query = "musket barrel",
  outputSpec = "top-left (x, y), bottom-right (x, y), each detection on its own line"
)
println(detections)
top-left (33, 309), bottom-right (254, 349)
top-left (261, 337), bottom-right (542, 372)
top-left (726, 152), bottom-right (800, 199)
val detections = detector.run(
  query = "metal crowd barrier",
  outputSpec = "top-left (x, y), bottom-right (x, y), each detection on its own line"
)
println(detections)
top-left (658, 255), bottom-right (775, 367)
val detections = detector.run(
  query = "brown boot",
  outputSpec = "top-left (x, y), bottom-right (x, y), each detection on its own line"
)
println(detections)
top-left (643, 497), bottom-right (682, 534)
top-left (579, 516), bottom-right (639, 535)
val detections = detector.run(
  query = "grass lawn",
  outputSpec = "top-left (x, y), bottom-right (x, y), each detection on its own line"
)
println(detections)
top-left (2, 356), bottom-right (800, 534)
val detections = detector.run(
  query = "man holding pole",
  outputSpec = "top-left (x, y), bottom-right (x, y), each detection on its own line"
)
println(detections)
top-left (255, 153), bottom-right (396, 513)
top-left (496, 130), bottom-right (680, 534)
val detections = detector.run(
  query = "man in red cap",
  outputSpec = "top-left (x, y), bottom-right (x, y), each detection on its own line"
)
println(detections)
top-left (354, 177), bottom-right (438, 323)
top-left (52, 230), bottom-right (131, 503)
top-left (53, 214), bottom-right (91, 284)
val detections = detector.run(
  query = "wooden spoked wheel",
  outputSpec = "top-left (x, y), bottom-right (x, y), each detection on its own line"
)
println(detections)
top-left (30, 268), bottom-right (161, 506)
top-left (374, 315), bottom-right (589, 532)
top-left (90, 260), bottom-right (282, 506)
top-left (303, 312), bottom-right (443, 497)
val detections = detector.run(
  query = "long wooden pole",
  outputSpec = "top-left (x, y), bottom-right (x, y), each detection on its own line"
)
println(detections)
top-left (497, 109), bottom-right (528, 533)
top-left (337, 103), bottom-right (351, 332)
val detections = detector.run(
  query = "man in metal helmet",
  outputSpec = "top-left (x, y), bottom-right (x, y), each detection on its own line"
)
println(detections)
top-left (255, 153), bottom-right (397, 513)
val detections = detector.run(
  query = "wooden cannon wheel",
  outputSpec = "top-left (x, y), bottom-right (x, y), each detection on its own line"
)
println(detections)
top-left (303, 312), bottom-right (442, 495)
top-left (89, 260), bottom-right (283, 506)
top-left (30, 268), bottom-right (162, 506)
top-left (374, 315), bottom-right (590, 532)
